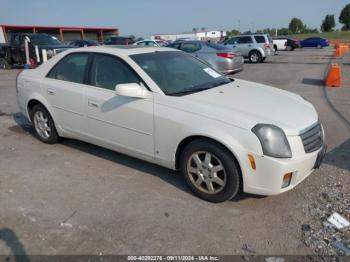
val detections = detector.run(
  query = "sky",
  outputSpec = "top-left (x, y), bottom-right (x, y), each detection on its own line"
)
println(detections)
top-left (0, 0), bottom-right (349, 37)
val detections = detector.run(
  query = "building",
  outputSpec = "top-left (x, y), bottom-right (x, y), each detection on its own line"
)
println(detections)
top-left (0, 24), bottom-right (118, 44)
top-left (151, 30), bottom-right (226, 42)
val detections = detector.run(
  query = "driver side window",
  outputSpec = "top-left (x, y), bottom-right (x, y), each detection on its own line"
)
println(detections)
top-left (91, 54), bottom-right (141, 91)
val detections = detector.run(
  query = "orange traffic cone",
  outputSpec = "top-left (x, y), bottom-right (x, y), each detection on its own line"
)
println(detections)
top-left (326, 63), bottom-right (342, 88)
top-left (335, 47), bottom-right (342, 57)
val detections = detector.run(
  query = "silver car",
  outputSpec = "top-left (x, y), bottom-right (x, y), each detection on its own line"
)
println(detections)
top-left (167, 41), bottom-right (244, 74)
top-left (224, 34), bottom-right (274, 63)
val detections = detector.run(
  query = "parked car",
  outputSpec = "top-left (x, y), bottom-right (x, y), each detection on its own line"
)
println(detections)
top-left (104, 36), bottom-right (135, 45)
top-left (272, 38), bottom-right (288, 51)
top-left (273, 37), bottom-right (300, 51)
top-left (224, 34), bottom-right (274, 63)
top-left (70, 39), bottom-right (100, 47)
top-left (133, 40), bottom-right (167, 47)
top-left (0, 33), bottom-right (71, 69)
top-left (16, 46), bottom-right (326, 202)
top-left (285, 38), bottom-right (300, 51)
top-left (299, 37), bottom-right (329, 48)
top-left (167, 40), bottom-right (244, 74)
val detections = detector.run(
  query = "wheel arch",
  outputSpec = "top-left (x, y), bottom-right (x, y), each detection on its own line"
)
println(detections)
top-left (26, 95), bottom-right (53, 121)
top-left (175, 135), bottom-right (243, 175)
top-left (249, 48), bottom-right (264, 58)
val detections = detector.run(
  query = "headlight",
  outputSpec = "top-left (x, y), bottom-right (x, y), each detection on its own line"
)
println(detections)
top-left (252, 124), bottom-right (292, 158)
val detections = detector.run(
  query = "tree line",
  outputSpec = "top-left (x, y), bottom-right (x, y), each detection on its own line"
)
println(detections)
top-left (227, 3), bottom-right (350, 36)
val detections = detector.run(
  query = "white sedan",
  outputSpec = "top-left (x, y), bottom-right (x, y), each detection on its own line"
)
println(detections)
top-left (16, 46), bottom-right (326, 202)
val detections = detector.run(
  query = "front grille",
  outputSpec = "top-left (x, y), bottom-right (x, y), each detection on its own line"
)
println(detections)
top-left (300, 123), bottom-right (323, 153)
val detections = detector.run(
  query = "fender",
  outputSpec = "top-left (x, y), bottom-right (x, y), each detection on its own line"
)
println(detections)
top-left (25, 93), bottom-right (65, 137)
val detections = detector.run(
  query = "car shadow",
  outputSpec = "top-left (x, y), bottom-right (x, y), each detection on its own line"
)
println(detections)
top-left (0, 228), bottom-right (29, 262)
top-left (61, 138), bottom-right (192, 194)
top-left (265, 61), bottom-right (327, 65)
top-left (324, 139), bottom-right (350, 171)
top-left (12, 112), bottom-right (193, 197)
top-left (302, 78), bottom-right (325, 86)
top-left (12, 112), bottom-right (271, 202)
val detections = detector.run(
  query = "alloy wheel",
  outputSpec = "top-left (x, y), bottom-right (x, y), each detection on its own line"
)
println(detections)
top-left (187, 151), bottom-right (227, 194)
top-left (33, 110), bottom-right (51, 139)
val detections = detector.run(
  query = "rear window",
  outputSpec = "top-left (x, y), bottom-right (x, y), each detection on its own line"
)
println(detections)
top-left (254, 36), bottom-right (266, 43)
top-left (206, 43), bottom-right (228, 51)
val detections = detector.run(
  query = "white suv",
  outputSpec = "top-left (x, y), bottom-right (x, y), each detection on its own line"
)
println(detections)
top-left (16, 46), bottom-right (325, 202)
top-left (224, 34), bottom-right (274, 63)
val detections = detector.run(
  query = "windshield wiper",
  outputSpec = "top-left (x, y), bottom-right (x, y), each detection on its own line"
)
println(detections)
top-left (171, 87), bottom-right (214, 96)
top-left (170, 78), bottom-right (233, 96)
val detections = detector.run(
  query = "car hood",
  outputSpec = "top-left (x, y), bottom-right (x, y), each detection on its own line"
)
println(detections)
top-left (176, 79), bottom-right (318, 135)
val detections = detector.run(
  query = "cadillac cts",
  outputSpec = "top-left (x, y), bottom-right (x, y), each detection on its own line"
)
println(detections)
top-left (16, 46), bottom-right (326, 202)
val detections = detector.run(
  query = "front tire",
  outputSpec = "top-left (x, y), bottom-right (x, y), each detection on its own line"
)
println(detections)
top-left (249, 51), bottom-right (262, 63)
top-left (180, 139), bottom-right (241, 203)
top-left (31, 104), bottom-right (59, 144)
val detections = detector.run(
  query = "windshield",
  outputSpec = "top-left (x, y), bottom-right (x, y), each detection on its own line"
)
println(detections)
top-left (130, 51), bottom-right (231, 96)
top-left (30, 35), bottom-right (62, 46)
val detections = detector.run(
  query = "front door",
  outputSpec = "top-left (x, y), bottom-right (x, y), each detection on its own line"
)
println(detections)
top-left (85, 53), bottom-right (154, 161)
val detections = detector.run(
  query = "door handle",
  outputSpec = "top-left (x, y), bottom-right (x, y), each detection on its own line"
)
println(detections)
top-left (47, 89), bottom-right (55, 95)
top-left (88, 101), bottom-right (99, 108)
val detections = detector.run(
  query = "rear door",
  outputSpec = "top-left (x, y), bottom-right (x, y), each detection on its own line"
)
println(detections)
top-left (237, 36), bottom-right (254, 57)
top-left (43, 52), bottom-right (90, 135)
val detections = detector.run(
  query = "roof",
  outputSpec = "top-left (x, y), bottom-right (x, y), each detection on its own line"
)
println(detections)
top-left (64, 45), bottom-right (179, 56)
top-left (0, 24), bottom-right (117, 31)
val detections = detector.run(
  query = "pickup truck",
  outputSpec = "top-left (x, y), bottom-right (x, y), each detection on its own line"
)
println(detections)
top-left (0, 33), bottom-right (71, 69)
top-left (272, 38), bottom-right (288, 51)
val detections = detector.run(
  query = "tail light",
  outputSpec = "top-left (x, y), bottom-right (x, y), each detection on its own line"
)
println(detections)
top-left (264, 43), bottom-right (270, 49)
top-left (216, 52), bottom-right (235, 59)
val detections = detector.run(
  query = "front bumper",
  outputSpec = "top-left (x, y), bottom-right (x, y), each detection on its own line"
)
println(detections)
top-left (242, 145), bottom-right (326, 196)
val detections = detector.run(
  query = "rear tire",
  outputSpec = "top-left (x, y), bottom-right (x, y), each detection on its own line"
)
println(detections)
top-left (0, 57), bottom-right (11, 69)
top-left (180, 139), bottom-right (241, 203)
top-left (249, 51), bottom-right (262, 63)
top-left (31, 104), bottom-right (59, 144)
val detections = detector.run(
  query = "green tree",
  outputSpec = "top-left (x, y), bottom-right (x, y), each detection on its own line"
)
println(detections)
top-left (226, 29), bottom-right (240, 36)
top-left (278, 28), bottom-right (291, 36)
top-left (321, 15), bottom-right (336, 32)
top-left (339, 3), bottom-right (350, 30)
top-left (289, 18), bottom-right (304, 34)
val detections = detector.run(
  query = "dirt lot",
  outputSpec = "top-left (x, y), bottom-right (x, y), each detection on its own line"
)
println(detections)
top-left (0, 48), bottom-right (349, 256)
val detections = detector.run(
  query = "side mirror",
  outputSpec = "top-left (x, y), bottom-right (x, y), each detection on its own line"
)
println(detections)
top-left (115, 83), bottom-right (148, 99)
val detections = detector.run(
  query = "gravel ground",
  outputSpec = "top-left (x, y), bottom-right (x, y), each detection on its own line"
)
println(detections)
top-left (0, 48), bottom-right (349, 257)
